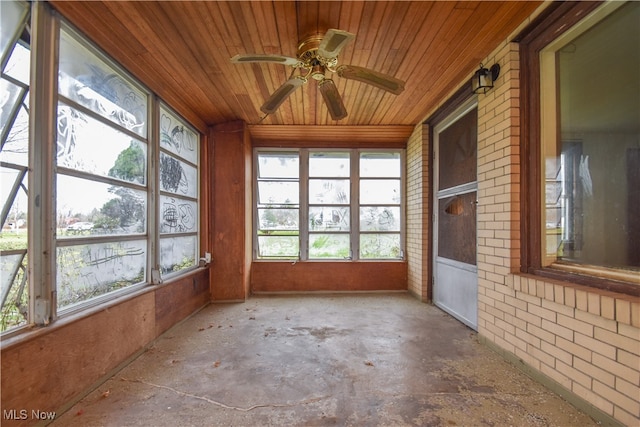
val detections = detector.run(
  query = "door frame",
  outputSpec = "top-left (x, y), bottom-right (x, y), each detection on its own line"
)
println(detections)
top-left (432, 97), bottom-right (478, 329)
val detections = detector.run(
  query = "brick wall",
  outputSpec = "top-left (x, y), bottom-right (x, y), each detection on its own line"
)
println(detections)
top-left (476, 41), bottom-right (640, 426)
top-left (406, 123), bottom-right (430, 301)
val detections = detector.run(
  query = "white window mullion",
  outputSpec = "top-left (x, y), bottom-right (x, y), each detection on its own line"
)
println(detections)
top-left (252, 148), bottom-right (259, 259)
top-left (400, 150), bottom-right (406, 259)
top-left (299, 149), bottom-right (309, 261)
top-left (29, 2), bottom-right (58, 325)
top-left (148, 97), bottom-right (160, 283)
top-left (351, 149), bottom-right (360, 260)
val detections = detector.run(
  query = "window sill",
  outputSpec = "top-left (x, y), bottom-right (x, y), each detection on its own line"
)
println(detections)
top-left (527, 266), bottom-right (640, 297)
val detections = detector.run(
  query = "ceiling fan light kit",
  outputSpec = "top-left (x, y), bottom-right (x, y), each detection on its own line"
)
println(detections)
top-left (231, 29), bottom-right (406, 121)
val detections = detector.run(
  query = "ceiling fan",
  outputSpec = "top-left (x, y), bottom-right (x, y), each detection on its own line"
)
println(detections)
top-left (231, 29), bottom-right (405, 121)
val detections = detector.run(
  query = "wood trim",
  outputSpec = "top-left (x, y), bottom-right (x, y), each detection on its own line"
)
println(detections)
top-left (249, 125), bottom-right (413, 146)
top-left (200, 132), bottom-right (213, 258)
top-left (519, 1), bottom-right (602, 272)
top-left (424, 83), bottom-right (474, 126)
top-left (426, 124), bottom-right (434, 302)
top-left (517, 1), bottom-right (639, 296)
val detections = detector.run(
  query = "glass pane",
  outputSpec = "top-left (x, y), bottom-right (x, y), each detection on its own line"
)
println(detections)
top-left (159, 106), bottom-right (198, 165)
top-left (360, 152), bottom-right (401, 177)
top-left (59, 28), bottom-right (148, 137)
top-left (309, 234), bottom-right (350, 259)
top-left (160, 152), bottom-right (197, 198)
top-left (0, 79), bottom-right (23, 139)
top-left (258, 235), bottom-right (299, 258)
top-left (258, 181), bottom-right (299, 205)
top-left (258, 208), bottom-right (298, 231)
top-left (360, 207), bottom-right (401, 232)
top-left (360, 179), bottom-right (400, 204)
top-left (1, 104), bottom-right (29, 169)
top-left (438, 192), bottom-right (477, 265)
top-left (0, 0), bottom-right (28, 61)
top-left (160, 195), bottom-right (198, 234)
top-left (57, 175), bottom-right (147, 235)
top-left (438, 108), bottom-right (477, 190)
top-left (546, 2), bottom-right (640, 270)
top-left (160, 235), bottom-right (197, 275)
top-left (360, 234), bottom-right (401, 259)
top-left (0, 251), bottom-right (28, 331)
top-left (57, 104), bottom-right (147, 185)
top-left (1, 13), bottom-right (29, 333)
top-left (309, 152), bottom-right (350, 177)
top-left (1, 166), bottom-right (28, 230)
top-left (309, 179), bottom-right (349, 204)
top-left (309, 207), bottom-right (349, 232)
top-left (257, 152), bottom-right (299, 178)
top-left (57, 240), bottom-right (146, 309)
top-left (4, 42), bottom-right (30, 85)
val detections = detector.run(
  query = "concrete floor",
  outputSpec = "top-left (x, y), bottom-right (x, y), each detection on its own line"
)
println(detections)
top-left (53, 293), bottom-right (598, 426)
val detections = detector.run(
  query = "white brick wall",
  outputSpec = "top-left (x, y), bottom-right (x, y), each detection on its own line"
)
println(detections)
top-left (476, 41), bottom-right (640, 426)
top-left (406, 124), bottom-right (430, 301)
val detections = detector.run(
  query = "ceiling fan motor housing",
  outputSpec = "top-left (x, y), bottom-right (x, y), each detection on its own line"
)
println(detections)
top-left (297, 35), bottom-right (323, 64)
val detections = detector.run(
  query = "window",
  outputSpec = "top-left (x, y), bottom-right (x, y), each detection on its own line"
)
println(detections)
top-left (0, 1), bottom-right (201, 334)
top-left (56, 26), bottom-right (150, 310)
top-left (359, 152), bottom-right (402, 259)
top-left (522, 1), bottom-right (639, 288)
top-left (309, 152), bottom-right (351, 259)
top-left (159, 104), bottom-right (200, 276)
top-left (255, 152), bottom-right (299, 259)
top-left (254, 149), bottom-right (404, 261)
top-left (0, 0), bottom-right (30, 331)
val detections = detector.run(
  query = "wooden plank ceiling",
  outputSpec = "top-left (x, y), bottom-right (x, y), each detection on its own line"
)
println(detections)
top-left (49, 1), bottom-right (542, 134)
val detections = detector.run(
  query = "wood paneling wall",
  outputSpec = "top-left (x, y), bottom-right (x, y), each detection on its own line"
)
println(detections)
top-left (210, 121), bottom-right (253, 301)
top-left (251, 262), bottom-right (407, 293)
top-left (0, 270), bottom-right (210, 427)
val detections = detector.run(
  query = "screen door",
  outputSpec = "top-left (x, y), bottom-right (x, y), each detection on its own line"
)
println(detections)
top-left (433, 100), bottom-right (478, 330)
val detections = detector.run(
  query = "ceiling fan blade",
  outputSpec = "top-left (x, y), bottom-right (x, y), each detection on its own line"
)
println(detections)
top-left (260, 77), bottom-right (306, 114)
top-left (337, 65), bottom-right (405, 95)
top-left (231, 53), bottom-right (300, 67)
top-left (318, 78), bottom-right (347, 120)
top-left (318, 29), bottom-right (355, 59)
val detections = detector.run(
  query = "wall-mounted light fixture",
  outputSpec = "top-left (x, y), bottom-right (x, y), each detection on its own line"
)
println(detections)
top-left (471, 63), bottom-right (500, 94)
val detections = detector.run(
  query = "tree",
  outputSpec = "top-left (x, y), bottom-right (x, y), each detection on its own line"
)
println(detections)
top-left (108, 141), bottom-right (145, 183)
top-left (99, 141), bottom-right (146, 231)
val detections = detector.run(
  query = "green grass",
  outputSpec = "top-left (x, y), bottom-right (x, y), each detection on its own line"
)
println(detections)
top-left (0, 231), bottom-right (28, 251)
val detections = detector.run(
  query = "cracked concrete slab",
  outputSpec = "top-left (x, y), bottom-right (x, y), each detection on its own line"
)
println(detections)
top-left (52, 293), bottom-right (598, 427)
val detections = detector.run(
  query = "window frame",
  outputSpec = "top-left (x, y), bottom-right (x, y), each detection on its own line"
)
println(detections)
top-left (358, 150), bottom-right (404, 260)
top-left (307, 149), bottom-right (353, 260)
top-left (0, 2), bottom-right (204, 336)
top-left (0, 0), bottom-right (31, 331)
top-left (157, 102), bottom-right (201, 279)
top-left (254, 149), bottom-right (301, 260)
top-left (253, 147), bottom-right (405, 262)
top-left (54, 22), bottom-right (153, 316)
top-left (519, 0), bottom-right (640, 296)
